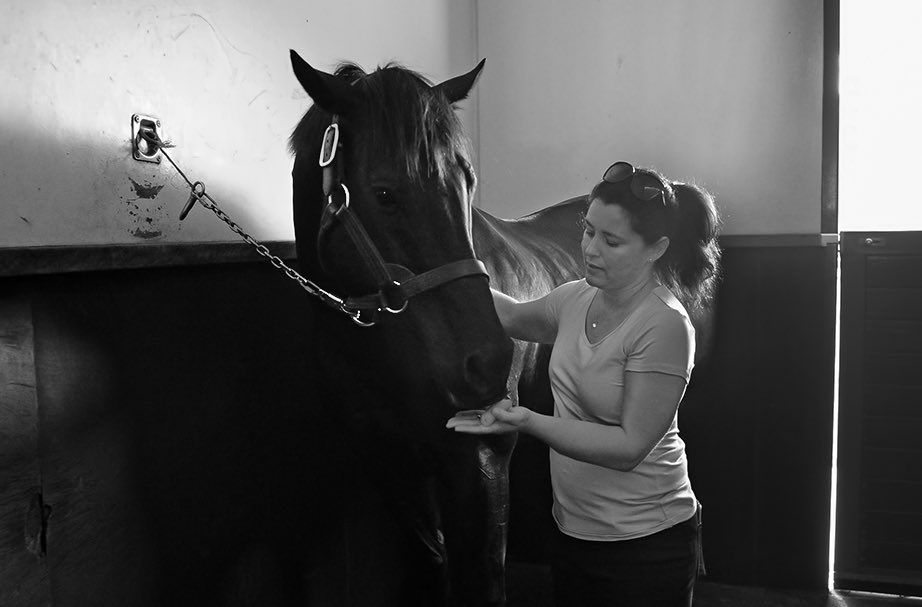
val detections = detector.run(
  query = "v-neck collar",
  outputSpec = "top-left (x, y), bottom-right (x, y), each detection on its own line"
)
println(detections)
top-left (583, 285), bottom-right (658, 346)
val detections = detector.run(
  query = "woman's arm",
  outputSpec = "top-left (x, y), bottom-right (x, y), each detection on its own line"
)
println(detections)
top-left (447, 370), bottom-right (688, 472)
top-left (491, 288), bottom-right (557, 343)
top-left (526, 371), bottom-right (688, 470)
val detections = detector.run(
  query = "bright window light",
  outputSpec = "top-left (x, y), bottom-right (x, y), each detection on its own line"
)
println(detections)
top-left (839, 0), bottom-right (922, 231)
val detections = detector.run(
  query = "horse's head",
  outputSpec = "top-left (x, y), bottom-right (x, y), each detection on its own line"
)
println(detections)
top-left (288, 50), bottom-right (512, 418)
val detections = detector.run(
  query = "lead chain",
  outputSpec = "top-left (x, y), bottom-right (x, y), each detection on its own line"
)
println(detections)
top-left (146, 135), bottom-right (351, 314)
top-left (197, 190), bottom-right (347, 310)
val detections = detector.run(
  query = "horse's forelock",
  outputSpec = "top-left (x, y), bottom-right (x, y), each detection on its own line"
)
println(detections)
top-left (360, 64), bottom-right (472, 188)
top-left (289, 62), bottom-right (472, 190)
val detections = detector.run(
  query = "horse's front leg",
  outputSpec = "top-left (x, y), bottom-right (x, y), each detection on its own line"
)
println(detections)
top-left (439, 433), bottom-right (516, 607)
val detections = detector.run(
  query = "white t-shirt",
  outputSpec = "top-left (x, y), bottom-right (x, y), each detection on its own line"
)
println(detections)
top-left (544, 279), bottom-right (698, 541)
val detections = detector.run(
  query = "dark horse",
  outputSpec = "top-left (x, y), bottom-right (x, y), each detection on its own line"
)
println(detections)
top-left (288, 50), bottom-right (585, 607)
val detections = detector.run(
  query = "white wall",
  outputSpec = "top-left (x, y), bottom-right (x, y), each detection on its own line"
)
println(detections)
top-left (0, 0), bottom-right (477, 247)
top-left (1, 0), bottom-right (825, 248)
top-left (475, 0), bottom-right (825, 235)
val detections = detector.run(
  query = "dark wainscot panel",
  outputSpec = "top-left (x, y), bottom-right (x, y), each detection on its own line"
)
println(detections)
top-left (681, 236), bottom-right (838, 590)
top-left (0, 244), bottom-right (373, 606)
top-left (0, 236), bottom-right (839, 604)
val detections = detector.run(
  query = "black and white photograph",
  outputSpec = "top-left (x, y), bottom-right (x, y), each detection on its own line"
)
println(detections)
top-left (1, 1), bottom-right (921, 605)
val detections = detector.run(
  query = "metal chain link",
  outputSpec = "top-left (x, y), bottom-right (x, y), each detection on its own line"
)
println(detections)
top-left (196, 193), bottom-right (315, 289)
top-left (145, 134), bottom-right (352, 314)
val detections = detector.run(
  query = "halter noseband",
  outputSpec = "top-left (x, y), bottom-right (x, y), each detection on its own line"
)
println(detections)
top-left (316, 115), bottom-right (488, 327)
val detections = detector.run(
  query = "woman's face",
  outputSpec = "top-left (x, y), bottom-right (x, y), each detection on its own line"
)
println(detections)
top-left (581, 198), bottom-right (657, 292)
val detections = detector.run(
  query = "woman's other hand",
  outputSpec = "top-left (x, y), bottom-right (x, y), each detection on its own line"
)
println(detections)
top-left (445, 399), bottom-right (531, 434)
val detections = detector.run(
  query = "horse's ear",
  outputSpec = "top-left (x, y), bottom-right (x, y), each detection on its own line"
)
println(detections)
top-left (433, 58), bottom-right (486, 104)
top-left (290, 50), bottom-right (359, 114)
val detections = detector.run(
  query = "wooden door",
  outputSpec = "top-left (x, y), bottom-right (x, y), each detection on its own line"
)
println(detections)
top-left (836, 231), bottom-right (922, 595)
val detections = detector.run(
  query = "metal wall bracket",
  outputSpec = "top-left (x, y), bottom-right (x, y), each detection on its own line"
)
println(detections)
top-left (131, 114), bottom-right (162, 163)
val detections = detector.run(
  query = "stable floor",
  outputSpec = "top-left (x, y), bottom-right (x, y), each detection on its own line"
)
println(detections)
top-left (694, 583), bottom-right (922, 607)
top-left (505, 563), bottom-right (922, 607)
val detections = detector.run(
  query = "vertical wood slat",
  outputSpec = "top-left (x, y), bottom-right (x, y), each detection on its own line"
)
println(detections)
top-left (0, 296), bottom-right (52, 606)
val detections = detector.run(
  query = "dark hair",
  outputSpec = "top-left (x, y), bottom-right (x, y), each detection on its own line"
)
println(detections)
top-left (289, 62), bottom-right (473, 189)
top-left (589, 167), bottom-right (722, 311)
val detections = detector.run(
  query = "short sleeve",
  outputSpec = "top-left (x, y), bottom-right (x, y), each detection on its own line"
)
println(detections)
top-left (544, 279), bottom-right (583, 328)
top-left (624, 307), bottom-right (695, 380)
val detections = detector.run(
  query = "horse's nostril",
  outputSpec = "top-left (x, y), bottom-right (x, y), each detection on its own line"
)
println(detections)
top-left (462, 345), bottom-right (509, 401)
top-left (465, 352), bottom-right (486, 384)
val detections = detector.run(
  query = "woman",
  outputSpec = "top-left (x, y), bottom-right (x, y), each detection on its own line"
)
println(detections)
top-left (447, 161), bottom-right (721, 607)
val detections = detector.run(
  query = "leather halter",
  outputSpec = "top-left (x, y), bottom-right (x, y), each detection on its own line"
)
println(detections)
top-left (317, 115), bottom-right (488, 327)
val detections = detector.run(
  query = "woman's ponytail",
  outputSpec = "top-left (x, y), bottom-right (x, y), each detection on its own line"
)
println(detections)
top-left (658, 182), bottom-right (722, 312)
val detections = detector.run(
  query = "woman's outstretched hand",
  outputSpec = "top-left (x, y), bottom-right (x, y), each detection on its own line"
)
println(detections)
top-left (445, 399), bottom-right (531, 435)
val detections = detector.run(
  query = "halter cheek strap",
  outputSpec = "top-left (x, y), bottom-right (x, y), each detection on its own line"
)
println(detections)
top-left (315, 115), bottom-right (489, 326)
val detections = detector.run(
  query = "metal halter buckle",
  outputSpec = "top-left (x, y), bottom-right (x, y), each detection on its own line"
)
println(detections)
top-left (319, 123), bottom-right (340, 167)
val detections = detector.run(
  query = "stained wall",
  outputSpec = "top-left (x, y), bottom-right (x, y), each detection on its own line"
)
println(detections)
top-left (0, 0), bottom-right (478, 247)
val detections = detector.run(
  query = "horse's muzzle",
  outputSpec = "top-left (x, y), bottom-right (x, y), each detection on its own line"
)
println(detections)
top-left (445, 338), bottom-right (514, 410)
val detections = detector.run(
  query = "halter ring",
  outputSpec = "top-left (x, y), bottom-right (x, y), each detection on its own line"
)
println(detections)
top-left (384, 300), bottom-right (409, 314)
top-left (383, 281), bottom-right (409, 314)
top-left (327, 183), bottom-right (350, 216)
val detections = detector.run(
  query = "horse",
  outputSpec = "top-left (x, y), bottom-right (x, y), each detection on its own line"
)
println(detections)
top-left (288, 50), bottom-right (586, 606)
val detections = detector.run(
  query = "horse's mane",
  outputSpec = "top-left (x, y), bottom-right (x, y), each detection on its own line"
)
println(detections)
top-left (288, 62), bottom-right (473, 188)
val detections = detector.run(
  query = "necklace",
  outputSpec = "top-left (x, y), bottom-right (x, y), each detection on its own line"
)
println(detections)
top-left (590, 280), bottom-right (656, 333)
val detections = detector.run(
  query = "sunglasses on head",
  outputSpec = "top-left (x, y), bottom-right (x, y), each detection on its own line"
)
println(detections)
top-left (602, 161), bottom-right (667, 207)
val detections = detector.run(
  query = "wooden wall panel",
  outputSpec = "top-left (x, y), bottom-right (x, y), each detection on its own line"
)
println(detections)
top-left (3, 263), bottom-right (373, 606)
top-left (681, 243), bottom-right (837, 590)
top-left (0, 296), bottom-right (52, 605)
top-left (0, 239), bottom-right (840, 601)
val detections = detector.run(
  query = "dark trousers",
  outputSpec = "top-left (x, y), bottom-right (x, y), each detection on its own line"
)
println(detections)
top-left (551, 507), bottom-right (703, 607)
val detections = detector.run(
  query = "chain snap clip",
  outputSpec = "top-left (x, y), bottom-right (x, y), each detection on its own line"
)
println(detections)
top-left (344, 306), bottom-right (377, 327)
top-left (180, 181), bottom-right (207, 221)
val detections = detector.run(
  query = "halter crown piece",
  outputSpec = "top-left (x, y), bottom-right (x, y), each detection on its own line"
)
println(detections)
top-left (316, 115), bottom-right (489, 327)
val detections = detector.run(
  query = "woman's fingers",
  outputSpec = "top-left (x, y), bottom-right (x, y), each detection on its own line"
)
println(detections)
top-left (454, 409), bottom-right (486, 420)
top-left (446, 416), bottom-right (477, 429)
top-left (445, 399), bottom-right (522, 434)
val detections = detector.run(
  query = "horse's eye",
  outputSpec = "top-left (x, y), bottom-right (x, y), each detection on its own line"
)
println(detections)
top-left (374, 188), bottom-right (396, 207)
